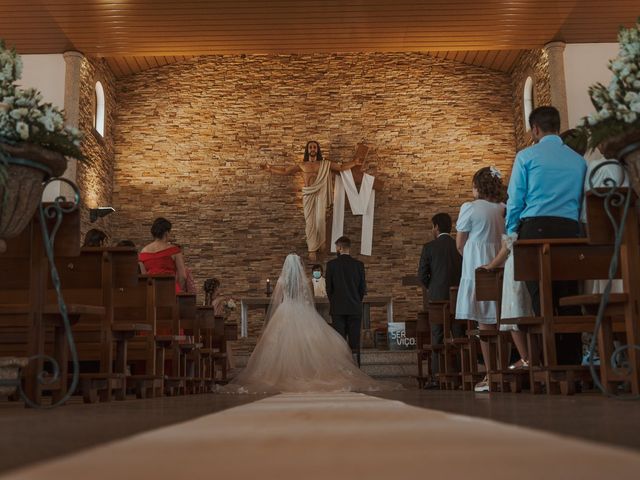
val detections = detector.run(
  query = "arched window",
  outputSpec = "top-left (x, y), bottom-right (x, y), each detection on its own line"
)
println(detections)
top-left (523, 76), bottom-right (534, 131)
top-left (94, 81), bottom-right (105, 137)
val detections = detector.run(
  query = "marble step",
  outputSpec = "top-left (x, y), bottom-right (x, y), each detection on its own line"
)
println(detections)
top-left (361, 363), bottom-right (417, 377)
top-left (360, 350), bottom-right (416, 365)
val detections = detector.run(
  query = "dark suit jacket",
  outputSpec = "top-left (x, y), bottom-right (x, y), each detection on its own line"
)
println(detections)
top-left (325, 254), bottom-right (367, 315)
top-left (417, 234), bottom-right (462, 301)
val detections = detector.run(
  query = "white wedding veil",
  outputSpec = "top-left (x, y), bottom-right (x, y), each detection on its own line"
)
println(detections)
top-left (264, 253), bottom-right (314, 327)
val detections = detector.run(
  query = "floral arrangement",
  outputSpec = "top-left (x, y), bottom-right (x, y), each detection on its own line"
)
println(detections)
top-left (0, 40), bottom-right (83, 180)
top-left (223, 299), bottom-right (237, 312)
top-left (578, 19), bottom-right (640, 151)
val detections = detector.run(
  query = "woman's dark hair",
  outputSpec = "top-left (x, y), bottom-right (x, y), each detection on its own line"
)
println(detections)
top-left (83, 228), bottom-right (107, 247)
top-left (472, 167), bottom-right (506, 203)
top-left (116, 239), bottom-right (136, 248)
top-left (560, 129), bottom-right (588, 156)
top-left (204, 277), bottom-right (220, 293)
top-left (303, 141), bottom-right (323, 162)
top-left (311, 264), bottom-right (323, 273)
top-left (150, 217), bottom-right (172, 239)
top-left (431, 213), bottom-right (452, 234)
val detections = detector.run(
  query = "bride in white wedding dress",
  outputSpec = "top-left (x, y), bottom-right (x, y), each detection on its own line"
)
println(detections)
top-left (220, 253), bottom-right (401, 394)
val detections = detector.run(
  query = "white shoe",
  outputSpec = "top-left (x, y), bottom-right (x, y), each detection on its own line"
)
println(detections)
top-left (508, 358), bottom-right (529, 370)
top-left (474, 377), bottom-right (490, 392)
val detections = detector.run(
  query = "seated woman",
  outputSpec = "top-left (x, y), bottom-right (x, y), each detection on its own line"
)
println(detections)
top-left (138, 217), bottom-right (187, 293)
top-left (83, 228), bottom-right (107, 247)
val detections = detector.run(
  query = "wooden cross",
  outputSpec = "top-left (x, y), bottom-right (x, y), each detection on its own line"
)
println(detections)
top-left (347, 143), bottom-right (384, 191)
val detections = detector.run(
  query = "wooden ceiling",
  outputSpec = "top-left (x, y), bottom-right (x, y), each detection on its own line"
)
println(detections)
top-left (1, 0), bottom-right (638, 77)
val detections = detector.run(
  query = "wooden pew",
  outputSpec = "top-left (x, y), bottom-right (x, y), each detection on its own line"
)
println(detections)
top-left (118, 274), bottom-right (182, 398)
top-left (177, 293), bottom-right (210, 393)
top-left (425, 300), bottom-right (460, 390)
top-left (558, 189), bottom-right (640, 394)
top-left (193, 305), bottom-right (217, 391)
top-left (474, 267), bottom-right (527, 393)
top-left (513, 239), bottom-right (621, 394)
top-left (48, 247), bottom-right (151, 402)
top-left (199, 312), bottom-right (227, 388)
top-left (0, 206), bottom-right (104, 405)
top-left (447, 286), bottom-right (484, 391)
top-left (400, 276), bottom-right (432, 388)
top-left (415, 310), bottom-right (435, 388)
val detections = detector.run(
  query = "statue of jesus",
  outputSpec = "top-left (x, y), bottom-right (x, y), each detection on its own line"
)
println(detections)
top-left (261, 141), bottom-right (363, 261)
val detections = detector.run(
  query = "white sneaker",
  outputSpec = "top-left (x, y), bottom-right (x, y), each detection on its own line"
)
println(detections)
top-left (474, 377), bottom-right (490, 392)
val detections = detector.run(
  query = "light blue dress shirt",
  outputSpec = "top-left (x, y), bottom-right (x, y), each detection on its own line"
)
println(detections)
top-left (506, 135), bottom-right (586, 234)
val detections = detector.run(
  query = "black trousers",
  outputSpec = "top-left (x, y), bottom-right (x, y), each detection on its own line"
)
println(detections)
top-left (431, 321), bottom-right (465, 375)
top-left (518, 216), bottom-right (583, 365)
top-left (332, 314), bottom-right (362, 357)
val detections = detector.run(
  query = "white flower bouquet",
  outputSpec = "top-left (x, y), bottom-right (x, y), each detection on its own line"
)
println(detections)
top-left (577, 19), bottom-right (640, 154)
top-left (223, 299), bottom-right (237, 312)
top-left (0, 39), bottom-right (83, 184)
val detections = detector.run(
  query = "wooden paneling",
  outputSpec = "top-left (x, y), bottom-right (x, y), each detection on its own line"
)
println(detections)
top-left (0, 0), bottom-right (636, 77)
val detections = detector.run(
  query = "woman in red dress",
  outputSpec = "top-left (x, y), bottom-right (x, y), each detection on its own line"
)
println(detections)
top-left (138, 217), bottom-right (187, 293)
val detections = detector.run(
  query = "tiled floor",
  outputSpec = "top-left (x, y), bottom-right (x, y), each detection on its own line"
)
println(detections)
top-left (373, 389), bottom-right (640, 451)
top-left (0, 393), bottom-right (268, 474)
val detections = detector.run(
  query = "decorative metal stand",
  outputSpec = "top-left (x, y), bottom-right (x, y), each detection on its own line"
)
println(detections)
top-left (585, 153), bottom-right (640, 399)
top-left (0, 177), bottom-right (82, 408)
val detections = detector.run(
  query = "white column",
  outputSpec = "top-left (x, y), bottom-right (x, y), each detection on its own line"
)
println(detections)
top-left (544, 41), bottom-right (569, 132)
top-left (53, 50), bottom-right (84, 201)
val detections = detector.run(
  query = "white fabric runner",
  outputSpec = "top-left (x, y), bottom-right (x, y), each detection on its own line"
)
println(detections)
top-left (5, 392), bottom-right (640, 480)
top-left (331, 170), bottom-right (375, 256)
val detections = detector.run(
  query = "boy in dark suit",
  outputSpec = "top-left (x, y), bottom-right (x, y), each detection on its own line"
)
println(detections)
top-left (326, 236), bottom-right (366, 366)
top-left (417, 213), bottom-right (463, 386)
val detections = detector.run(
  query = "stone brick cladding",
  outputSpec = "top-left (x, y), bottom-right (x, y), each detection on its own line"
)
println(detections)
top-left (111, 53), bottom-right (517, 339)
top-left (76, 57), bottom-right (117, 239)
top-left (510, 49), bottom-right (552, 151)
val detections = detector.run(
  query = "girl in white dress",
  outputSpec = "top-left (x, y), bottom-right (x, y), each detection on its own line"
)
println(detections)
top-left (482, 233), bottom-right (533, 369)
top-left (219, 254), bottom-right (401, 394)
top-left (455, 166), bottom-right (506, 392)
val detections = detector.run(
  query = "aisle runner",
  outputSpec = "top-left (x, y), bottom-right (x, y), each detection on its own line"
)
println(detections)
top-left (5, 393), bottom-right (640, 479)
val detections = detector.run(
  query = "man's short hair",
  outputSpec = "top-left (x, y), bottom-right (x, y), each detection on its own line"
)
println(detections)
top-left (529, 106), bottom-right (560, 133)
top-left (335, 236), bottom-right (351, 249)
top-left (431, 213), bottom-right (452, 234)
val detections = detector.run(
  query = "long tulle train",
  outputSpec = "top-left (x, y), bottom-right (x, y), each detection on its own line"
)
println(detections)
top-left (219, 300), bottom-right (401, 394)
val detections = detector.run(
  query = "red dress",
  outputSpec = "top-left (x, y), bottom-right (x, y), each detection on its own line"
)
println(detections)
top-left (139, 245), bottom-right (183, 293)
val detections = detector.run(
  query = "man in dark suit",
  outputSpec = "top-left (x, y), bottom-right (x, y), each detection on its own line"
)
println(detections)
top-left (326, 236), bottom-right (366, 366)
top-left (417, 213), bottom-right (463, 387)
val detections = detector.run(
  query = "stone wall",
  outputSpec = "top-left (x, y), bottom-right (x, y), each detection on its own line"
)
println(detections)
top-left (510, 49), bottom-right (552, 151)
top-left (76, 57), bottom-right (117, 239)
top-left (111, 53), bottom-right (518, 337)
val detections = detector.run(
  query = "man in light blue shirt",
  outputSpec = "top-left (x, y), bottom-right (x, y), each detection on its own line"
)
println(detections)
top-left (506, 110), bottom-right (586, 234)
top-left (506, 106), bottom-right (586, 365)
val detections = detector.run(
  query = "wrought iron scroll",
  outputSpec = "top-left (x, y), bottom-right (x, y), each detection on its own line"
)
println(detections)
top-left (13, 177), bottom-right (82, 408)
top-left (586, 151), bottom-right (640, 399)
